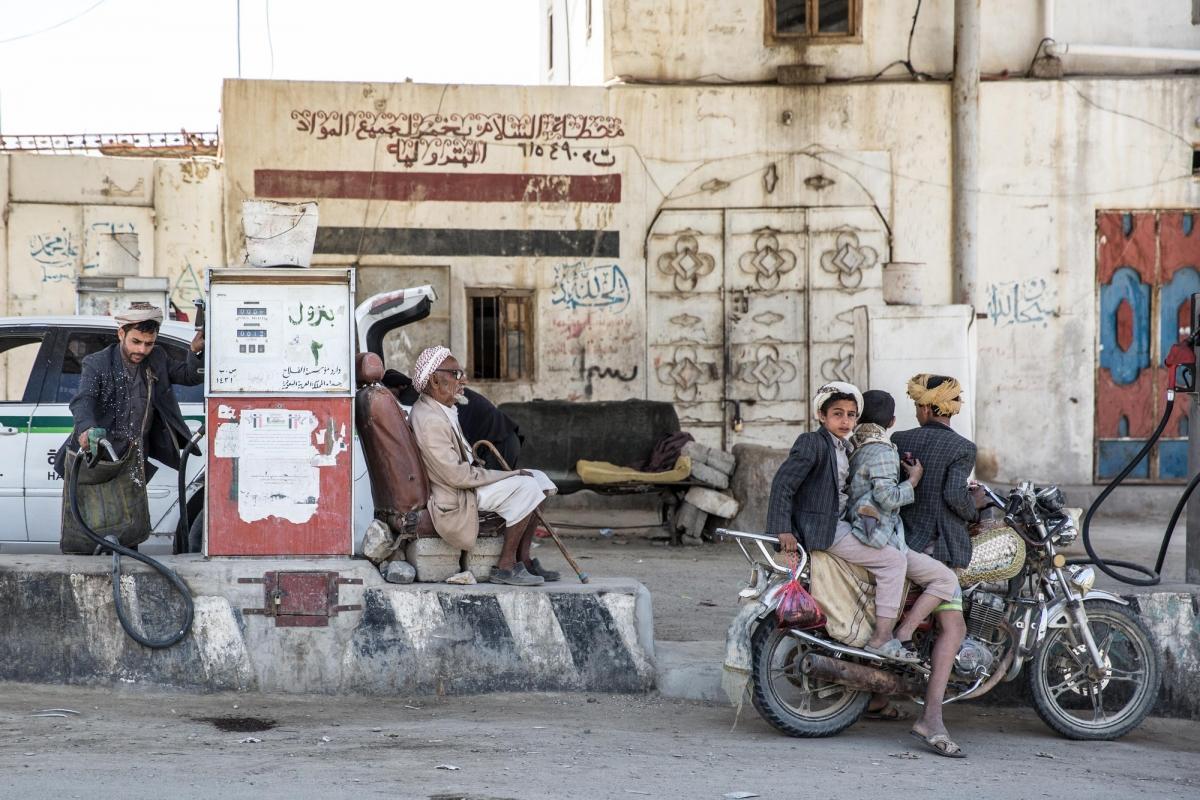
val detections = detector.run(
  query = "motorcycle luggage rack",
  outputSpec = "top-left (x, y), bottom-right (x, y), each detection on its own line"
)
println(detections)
top-left (715, 528), bottom-right (798, 575)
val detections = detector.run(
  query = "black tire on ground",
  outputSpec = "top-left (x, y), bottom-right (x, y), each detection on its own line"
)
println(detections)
top-left (1028, 600), bottom-right (1161, 741)
top-left (749, 615), bottom-right (870, 738)
top-left (187, 510), bottom-right (204, 554)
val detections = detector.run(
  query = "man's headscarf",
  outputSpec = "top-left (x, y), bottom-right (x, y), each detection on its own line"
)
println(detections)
top-left (907, 373), bottom-right (963, 417)
top-left (114, 302), bottom-right (163, 327)
top-left (812, 381), bottom-right (863, 420)
top-left (412, 345), bottom-right (452, 392)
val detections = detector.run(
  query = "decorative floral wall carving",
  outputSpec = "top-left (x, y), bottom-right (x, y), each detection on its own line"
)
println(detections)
top-left (656, 230), bottom-right (716, 292)
top-left (738, 227), bottom-right (798, 290)
top-left (819, 231), bottom-right (878, 290)
top-left (655, 345), bottom-right (718, 402)
top-left (734, 343), bottom-right (798, 401)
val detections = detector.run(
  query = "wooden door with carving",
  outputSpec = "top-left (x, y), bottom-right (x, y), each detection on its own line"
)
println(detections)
top-left (1096, 211), bottom-right (1200, 483)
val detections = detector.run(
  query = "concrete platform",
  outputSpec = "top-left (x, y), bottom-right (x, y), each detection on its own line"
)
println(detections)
top-left (0, 555), bottom-right (654, 696)
top-left (666, 587), bottom-right (1200, 719)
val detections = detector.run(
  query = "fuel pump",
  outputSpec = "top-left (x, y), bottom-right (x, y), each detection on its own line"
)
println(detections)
top-left (1070, 292), bottom-right (1200, 585)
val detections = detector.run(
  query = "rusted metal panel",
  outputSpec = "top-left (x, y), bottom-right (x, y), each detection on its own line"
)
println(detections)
top-left (240, 572), bottom-right (363, 627)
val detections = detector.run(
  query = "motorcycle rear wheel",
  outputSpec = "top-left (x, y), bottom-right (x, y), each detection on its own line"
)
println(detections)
top-left (750, 616), bottom-right (869, 737)
top-left (1028, 600), bottom-right (1161, 740)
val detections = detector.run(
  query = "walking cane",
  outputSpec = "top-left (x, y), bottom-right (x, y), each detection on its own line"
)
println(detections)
top-left (472, 440), bottom-right (590, 584)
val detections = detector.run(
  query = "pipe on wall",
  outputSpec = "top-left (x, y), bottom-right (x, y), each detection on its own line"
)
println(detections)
top-left (952, 0), bottom-right (981, 308)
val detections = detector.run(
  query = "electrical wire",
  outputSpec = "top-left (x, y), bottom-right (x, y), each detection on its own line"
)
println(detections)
top-left (1067, 390), bottom-right (1184, 586)
top-left (0, 0), bottom-right (110, 46)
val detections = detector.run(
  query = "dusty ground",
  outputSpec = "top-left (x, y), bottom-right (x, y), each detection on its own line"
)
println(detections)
top-left (541, 510), bottom-right (1192, 642)
top-left (1, 683), bottom-right (1195, 800)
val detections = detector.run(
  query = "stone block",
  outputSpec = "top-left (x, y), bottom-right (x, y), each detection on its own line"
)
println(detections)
top-left (689, 460), bottom-right (730, 490)
top-left (405, 537), bottom-right (463, 583)
top-left (729, 443), bottom-right (789, 533)
top-left (463, 536), bottom-right (504, 582)
top-left (682, 441), bottom-right (736, 475)
top-left (684, 486), bottom-right (739, 519)
top-left (381, 559), bottom-right (416, 584)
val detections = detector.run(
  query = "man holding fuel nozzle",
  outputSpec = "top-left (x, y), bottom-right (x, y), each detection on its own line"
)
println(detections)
top-left (53, 303), bottom-right (204, 554)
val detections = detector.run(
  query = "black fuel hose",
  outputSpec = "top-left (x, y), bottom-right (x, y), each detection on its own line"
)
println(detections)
top-left (68, 451), bottom-right (194, 648)
top-left (1067, 390), bottom-right (1187, 586)
top-left (175, 422), bottom-right (205, 555)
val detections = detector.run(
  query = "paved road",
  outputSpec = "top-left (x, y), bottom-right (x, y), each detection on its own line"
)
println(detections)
top-left (2, 683), bottom-right (1196, 800)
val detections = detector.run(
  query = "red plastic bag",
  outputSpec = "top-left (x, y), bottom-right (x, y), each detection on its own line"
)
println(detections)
top-left (776, 553), bottom-right (827, 630)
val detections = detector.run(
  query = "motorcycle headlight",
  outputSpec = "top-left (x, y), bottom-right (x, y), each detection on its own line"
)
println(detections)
top-left (1036, 485), bottom-right (1066, 514)
top-left (1067, 564), bottom-right (1096, 595)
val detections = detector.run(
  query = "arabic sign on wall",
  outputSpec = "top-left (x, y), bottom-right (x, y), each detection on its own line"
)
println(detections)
top-left (288, 109), bottom-right (623, 169)
top-left (208, 280), bottom-right (352, 394)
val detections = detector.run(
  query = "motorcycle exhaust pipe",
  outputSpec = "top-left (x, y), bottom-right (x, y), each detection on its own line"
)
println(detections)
top-left (800, 653), bottom-right (914, 695)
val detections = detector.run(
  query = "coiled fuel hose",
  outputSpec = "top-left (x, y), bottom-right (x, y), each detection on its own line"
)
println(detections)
top-left (68, 446), bottom-right (195, 648)
top-left (1068, 389), bottom-right (1196, 586)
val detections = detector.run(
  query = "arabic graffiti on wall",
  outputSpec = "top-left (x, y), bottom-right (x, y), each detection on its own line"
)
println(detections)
top-left (29, 229), bottom-right (79, 282)
top-left (986, 278), bottom-right (1055, 327)
top-left (289, 109), bottom-right (623, 169)
top-left (550, 262), bottom-right (631, 312)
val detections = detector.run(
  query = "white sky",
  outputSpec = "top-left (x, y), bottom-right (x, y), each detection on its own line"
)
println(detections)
top-left (0, 0), bottom-right (542, 135)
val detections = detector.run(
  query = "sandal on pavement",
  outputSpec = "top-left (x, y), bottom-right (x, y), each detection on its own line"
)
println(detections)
top-left (863, 702), bottom-right (911, 722)
top-left (865, 638), bottom-right (922, 663)
top-left (909, 730), bottom-right (967, 759)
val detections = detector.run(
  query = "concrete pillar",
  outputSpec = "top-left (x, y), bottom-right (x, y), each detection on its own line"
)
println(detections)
top-left (952, 0), bottom-right (981, 307)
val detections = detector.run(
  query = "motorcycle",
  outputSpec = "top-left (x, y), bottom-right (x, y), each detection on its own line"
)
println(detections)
top-left (717, 481), bottom-right (1162, 740)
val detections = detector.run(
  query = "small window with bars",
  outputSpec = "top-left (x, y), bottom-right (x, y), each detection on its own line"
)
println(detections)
top-left (467, 289), bottom-right (535, 382)
top-left (769, 0), bottom-right (860, 42)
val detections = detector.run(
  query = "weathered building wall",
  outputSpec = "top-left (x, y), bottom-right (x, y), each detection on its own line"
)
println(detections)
top-left (974, 78), bottom-right (1200, 486)
top-left (219, 71), bottom-right (1200, 483)
top-left (0, 153), bottom-right (224, 320)
top-left (220, 78), bottom-right (950, 449)
top-left (602, 0), bottom-right (1200, 83)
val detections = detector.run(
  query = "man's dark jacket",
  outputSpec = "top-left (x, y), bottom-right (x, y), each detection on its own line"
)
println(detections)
top-left (766, 428), bottom-right (840, 551)
top-left (53, 343), bottom-right (203, 478)
top-left (891, 422), bottom-right (978, 568)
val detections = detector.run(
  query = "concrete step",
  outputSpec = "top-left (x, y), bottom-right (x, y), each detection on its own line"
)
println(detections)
top-left (655, 640), bottom-right (726, 703)
top-left (0, 554), bottom-right (655, 696)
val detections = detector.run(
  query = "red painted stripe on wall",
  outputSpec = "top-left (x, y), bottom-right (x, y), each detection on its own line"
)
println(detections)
top-left (254, 169), bottom-right (621, 203)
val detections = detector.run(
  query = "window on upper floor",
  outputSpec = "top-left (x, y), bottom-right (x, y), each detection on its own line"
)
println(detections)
top-left (769, 0), bottom-right (861, 43)
top-left (547, 9), bottom-right (555, 72)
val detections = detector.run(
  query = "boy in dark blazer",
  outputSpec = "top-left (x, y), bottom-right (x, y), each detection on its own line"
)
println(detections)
top-left (766, 381), bottom-right (863, 555)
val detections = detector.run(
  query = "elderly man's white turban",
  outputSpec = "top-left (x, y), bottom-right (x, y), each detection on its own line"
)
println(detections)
top-left (412, 346), bottom-right (453, 392)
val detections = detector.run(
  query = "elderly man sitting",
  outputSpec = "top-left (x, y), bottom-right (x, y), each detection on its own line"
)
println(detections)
top-left (409, 346), bottom-right (558, 586)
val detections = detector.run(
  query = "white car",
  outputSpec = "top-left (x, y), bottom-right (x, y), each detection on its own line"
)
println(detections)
top-left (0, 284), bottom-right (436, 554)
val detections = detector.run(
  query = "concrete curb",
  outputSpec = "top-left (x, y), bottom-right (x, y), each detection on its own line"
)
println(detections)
top-left (0, 555), bottom-right (655, 696)
top-left (664, 588), bottom-right (1200, 719)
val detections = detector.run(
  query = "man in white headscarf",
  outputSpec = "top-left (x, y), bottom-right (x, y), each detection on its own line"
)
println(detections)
top-left (53, 303), bottom-right (205, 553)
top-left (408, 346), bottom-right (558, 586)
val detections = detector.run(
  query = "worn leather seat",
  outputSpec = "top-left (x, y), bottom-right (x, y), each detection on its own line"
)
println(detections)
top-left (354, 352), bottom-right (503, 540)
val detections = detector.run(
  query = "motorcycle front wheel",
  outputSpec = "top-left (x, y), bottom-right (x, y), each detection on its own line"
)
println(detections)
top-left (1029, 600), bottom-right (1161, 740)
top-left (750, 616), bottom-right (870, 737)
